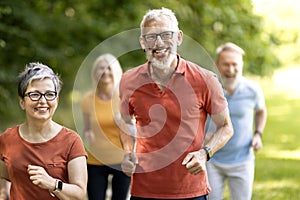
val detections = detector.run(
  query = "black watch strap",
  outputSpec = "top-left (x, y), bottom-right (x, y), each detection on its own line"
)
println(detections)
top-left (53, 179), bottom-right (63, 192)
top-left (50, 179), bottom-right (63, 197)
top-left (202, 146), bottom-right (212, 161)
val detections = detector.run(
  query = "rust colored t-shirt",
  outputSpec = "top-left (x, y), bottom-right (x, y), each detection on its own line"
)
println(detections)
top-left (119, 56), bottom-right (227, 199)
top-left (0, 125), bottom-right (86, 200)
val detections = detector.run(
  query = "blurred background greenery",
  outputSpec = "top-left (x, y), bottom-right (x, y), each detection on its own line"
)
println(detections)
top-left (1, 0), bottom-right (300, 199)
top-left (0, 0), bottom-right (287, 130)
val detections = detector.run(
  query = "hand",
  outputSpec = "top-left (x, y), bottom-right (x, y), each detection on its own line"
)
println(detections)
top-left (121, 152), bottom-right (138, 176)
top-left (83, 129), bottom-right (95, 144)
top-left (182, 150), bottom-right (207, 175)
top-left (252, 134), bottom-right (263, 151)
top-left (27, 165), bottom-right (56, 191)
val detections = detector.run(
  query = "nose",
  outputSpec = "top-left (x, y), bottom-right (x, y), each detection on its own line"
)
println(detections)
top-left (104, 67), bottom-right (111, 74)
top-left (228, 65), bottom-right (236, 73)
top-left (38, 95), bottom-right (47, 103)
top-left (154, 35), bottom-right (164, 46)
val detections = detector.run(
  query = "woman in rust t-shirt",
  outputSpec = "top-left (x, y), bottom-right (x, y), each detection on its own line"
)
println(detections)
top-left (0, 62), bottom-right (87, 200)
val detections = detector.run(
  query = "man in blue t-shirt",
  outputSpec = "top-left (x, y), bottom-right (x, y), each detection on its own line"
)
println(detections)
top-left (205, 42), bottom-right (267, 200)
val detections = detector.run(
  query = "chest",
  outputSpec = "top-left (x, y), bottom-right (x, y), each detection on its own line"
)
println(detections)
top-left (226, 92), bottom-right (257, 118)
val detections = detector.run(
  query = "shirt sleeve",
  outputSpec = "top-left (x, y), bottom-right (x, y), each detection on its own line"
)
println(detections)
top-left (204, 72), bottom-right (227, 115)
top-left (254, 83), bottom-right (266, 110)
top-left (67, 130), bottom-right (87, 161)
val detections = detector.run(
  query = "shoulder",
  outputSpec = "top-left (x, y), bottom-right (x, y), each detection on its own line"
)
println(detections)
top-left (183, 60), bottom-right (218, 79)
top-left (0, 125), bottom-right (19, 147)
top-left (81, 91), bottom-right (93, 101)
top-left (58, 127), bottom-right (82, 141)
top-left (183, 60), bottom-right (220, 89)
top-left (240, 77), bottom-right (263, 94)
top-left (120, 63), bottom-right (149, 92)
top-left (122, 63), bottom-right (147, 80)
top-left (80, 91), bottom-right (94, 109)
top-left (0, 125), bottom-right (18, 138)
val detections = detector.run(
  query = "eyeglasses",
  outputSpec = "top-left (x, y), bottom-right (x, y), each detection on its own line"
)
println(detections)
top-left (24, 91), bottom-right (57, 101)
top-left (142, 31), bottom-right (175, 42)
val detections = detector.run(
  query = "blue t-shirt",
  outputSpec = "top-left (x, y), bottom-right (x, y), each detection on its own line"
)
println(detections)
top-left (206, 77), bottom-right (265, 164)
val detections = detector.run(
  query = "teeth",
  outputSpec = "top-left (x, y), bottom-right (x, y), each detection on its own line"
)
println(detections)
top-left (155, 49), bottom-right (167, 53)
top-left (35, 108), bottom-right (48, 111)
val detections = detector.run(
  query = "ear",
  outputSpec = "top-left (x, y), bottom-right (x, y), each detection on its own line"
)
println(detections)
top-left (19, 97), bottom-right (25, 110)
top-left (177, 30), bottom-right (183, 46)
top-left (139, 35), bottom-right (146, 50)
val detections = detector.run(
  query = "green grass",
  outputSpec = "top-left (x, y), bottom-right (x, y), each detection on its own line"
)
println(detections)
top-left (253, 94), bottom-right (300, 200)
top-left (223, 81), bottom-right (300, 199)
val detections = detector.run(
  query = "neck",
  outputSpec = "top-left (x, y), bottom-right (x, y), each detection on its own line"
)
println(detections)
top-left (96, 83), bottom-right (114, 101)
top-left (20, 120), bottom-right (60, 142)
top-left (24, 120), bottom-right (53, 132)
top-left (224, 87), bottom-right (235, 95)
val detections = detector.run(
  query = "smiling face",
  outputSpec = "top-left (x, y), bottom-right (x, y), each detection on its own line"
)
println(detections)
top-left (93, 60), bottom-right (114, 86)
top-left (140, 16), bottom-right (183, 70)
top-left (216, 50), bottom-right (244, 92)
top-left (20, 78), bottom-right (58, 122)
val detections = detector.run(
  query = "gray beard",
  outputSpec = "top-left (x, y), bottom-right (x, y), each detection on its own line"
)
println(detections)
top-left (147, 52), bottom-right (176, 70)
top-left (222, 76), bottom-right (242, 91)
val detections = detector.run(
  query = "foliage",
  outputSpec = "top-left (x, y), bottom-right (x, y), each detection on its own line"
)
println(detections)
top-left (0, 0), bottom-right (281, 128)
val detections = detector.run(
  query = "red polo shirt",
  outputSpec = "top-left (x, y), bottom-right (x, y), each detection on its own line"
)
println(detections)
top-left (119, 56), bottom-right (227, 199)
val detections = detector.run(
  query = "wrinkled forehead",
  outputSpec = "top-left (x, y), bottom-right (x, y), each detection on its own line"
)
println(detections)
top-left (142, 16), bottom-right (178, 34)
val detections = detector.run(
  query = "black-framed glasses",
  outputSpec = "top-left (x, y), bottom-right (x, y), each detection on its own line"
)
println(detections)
top-left (24, 91), bottom-right (57, 101)
top-left (142, 31), bottom-right (175, 42)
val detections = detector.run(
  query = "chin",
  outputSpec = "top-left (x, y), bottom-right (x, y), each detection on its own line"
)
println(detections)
top-left (150, 53), bottom-right (176, 70)
top-left (223, 79), bottom-right (240, 91)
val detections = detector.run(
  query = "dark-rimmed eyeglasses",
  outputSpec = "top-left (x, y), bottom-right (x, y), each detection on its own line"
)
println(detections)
top-left (24, 91), bottom-right (57, 101)
top-left (142, 31), bottom-right (175, 42)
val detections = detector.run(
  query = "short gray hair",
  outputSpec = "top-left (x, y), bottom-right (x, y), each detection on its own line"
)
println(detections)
top-left (18, 62), bottom-right (62, 98)
top-left (216, 42), bottom-right (245, 59)
top-left (140, 7), bottom-right (179, 34)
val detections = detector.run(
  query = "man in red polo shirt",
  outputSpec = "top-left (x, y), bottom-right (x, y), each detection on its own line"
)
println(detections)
top-left (119, 7), bottom-right (233, 200)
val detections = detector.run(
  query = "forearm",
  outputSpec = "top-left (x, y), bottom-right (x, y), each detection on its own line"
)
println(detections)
top-left (255, 108), bottom-right (267, 133)
top-left (52, 157), bottom-right (87, 200)
top-left (205, 122), bottom-right (233, 155)
top-left (119, 115), bottom-right (136, 153)
top-left (204, 108), bottom-right (233, 155)
top-left (52, 183), bottom-right (86, 200)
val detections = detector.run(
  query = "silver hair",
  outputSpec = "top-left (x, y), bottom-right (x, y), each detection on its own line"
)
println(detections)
top-left (91, 53), bottom-right (123, 90)
top-left (18, 62), bottom-right (62, 98)
top-left (216, 42), bottom-right (245, 58)
top-left (140, 7), bottom-right (179, 34)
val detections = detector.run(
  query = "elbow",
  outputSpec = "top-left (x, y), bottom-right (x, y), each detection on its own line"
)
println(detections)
top-left (74, 190), bottom-right (87, 200)
top-left (73, 184), bottom-right (87, 200)
top-left (227, 122), bottom-right (234, 140)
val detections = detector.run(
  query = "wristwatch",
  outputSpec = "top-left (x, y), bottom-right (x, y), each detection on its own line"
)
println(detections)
top-left (202, 146), bottom-right (213, 161)
top-left (50, 179), bottom-right (63, 197)
top-left (54, 179), bottom-right (63, 192)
